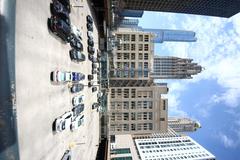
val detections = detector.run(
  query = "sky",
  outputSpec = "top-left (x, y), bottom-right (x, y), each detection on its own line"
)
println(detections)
top-left (138, 11), bottom-right (240, 160)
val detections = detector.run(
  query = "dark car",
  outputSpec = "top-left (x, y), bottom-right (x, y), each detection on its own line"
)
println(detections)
top-left (92, 86), bottom-right (97, 92)
top-left (48, 16), bottom-right (71, 42)
top-left (71, 83), bottom-right (84, 93)
top-left (88, 46), bottom-right (95, 54)
top-left (72, 104), bottom-right (84, 117)
top-left (88, 74), bottom-right (94, 81)
top-left (70, 35), bottom-right (83, 51)
top-left (88, 54), bottom-right (93, 61)
top-left (56, 0), bottom-right (71, 13)
top-left (50, 1), bottom-right (70, 24)
top-left (86, 15), bottom-right (93, 24)
top-left (61, 150), bottom-right (71, 160)
top-left (88, 38), bottom-right (94, 47)
top-left (92, 63), bottom-right (97, 69)
top-left (92, 69), bottom-right (97, 74)
top-left (87, 23), bottom-right (93, 31)
top-left (92, 103), bottom-right (99, 109)
top-left (70, 49), bottom-right (85, 62)
top-left (72, 72), bottom-right (85, 81)
top-left (88, 81), bottom-right (93, 87)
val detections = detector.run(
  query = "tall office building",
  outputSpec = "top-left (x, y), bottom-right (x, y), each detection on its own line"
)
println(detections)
top-left (108, 84), bottom-right (169, 135)
top-left (135, 135), bottom-right (216, 160)
top-left (143, 28), bottom-right (197, 43)
top-left (108, 128), bottom-right (216, 160)
top-left (168, 117), bottom-right (201, 133)
top-left (109, 27), bottom-right (154, 87)
top-left (119, 18), bottom-right (139, 28)
top-left (118, 0), bottom-right (240, 18)
top-left (152, 55), bottom-right (203, 79)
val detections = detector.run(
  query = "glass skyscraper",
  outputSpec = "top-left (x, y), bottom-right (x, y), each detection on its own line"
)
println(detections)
top-left (152, 56), bottom-right (203, 79)
top-left (143, 28), bottom-right (197, 43)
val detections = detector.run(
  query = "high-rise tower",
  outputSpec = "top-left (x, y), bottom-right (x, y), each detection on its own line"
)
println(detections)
top-left (152, 55), bottom-right (203, 79)
top-left (117, 0), bottom-right (240, 18)
top-left (143, 28), bottom-right (197, 43)
top-left (168, 117), bottom-right (201, 133)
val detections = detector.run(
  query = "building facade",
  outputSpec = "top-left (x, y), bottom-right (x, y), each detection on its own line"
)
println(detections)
top-left (168, 117), bottom-right (201, 133)
top-left (108, 84), bottom-right (168, 135)
top-left (110, 28), bottom-right (154, 87)
top-left (119, 0), bottom-right (240, 18)
top-left (143, 28), bottom-right (197, 43)
top-left (152, 56), bottom-right (203, 79)
top-left (135, 135), bottom-right (216, 160)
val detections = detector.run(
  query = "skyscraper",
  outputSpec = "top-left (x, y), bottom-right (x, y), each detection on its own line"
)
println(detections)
top-left (168, 117), bottom-right (201, 133)
top-left (118, 0), bottom-right (240, 18)
top-left (143, 28), bottom-right (197, 43)
top-left (109, 128), bottom-right (216, 160)
top-left (152, 55), bottom-right (203, 79)
top-left (135, 135), bottom-right (216, 160)
top-left (108, 84), bottom-right (169, 135)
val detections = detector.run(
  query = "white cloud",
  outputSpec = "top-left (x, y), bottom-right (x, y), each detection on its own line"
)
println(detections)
top-left (157, 13), bottom-right (240, 111)
top-left (218, 133), bottom-right (237, 148)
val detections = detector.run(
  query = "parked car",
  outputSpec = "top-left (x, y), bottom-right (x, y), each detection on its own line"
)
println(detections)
top-left (92, 69), bottom-right (97, 74)
top-left (71, 83), bottom-right (84, 93)
top-left (48, 16), bottom-right (71, 42)
top-left (56, 0), bottom-right (71, 13)
top-left (88, 74), bottom-right (94, 81)
top-left (53, 111), bottom-right (73, 132)
top-left (88, 46), bottom-right (95, 54)
top-left (92, 86), bottom-right (97, 92)
top-left (72, 72), bottom-right (85, 81)
top-left (72, 95), bottom-right (84, 106)
top-left (87, 31), bottom-right (93, 39)
top-left (92, 103), bottom-right (99, 109)
top-left (70, 49), bottom-right (85, 62)
top-left (71, 115), bottom-right (84, 131)
top-left (92, 63), bottom-right (97, 69)
top-left (71, 24), bottom-right (82, 40)
top-left (72, 104), bottom-right (84, 117)
top-left (87, 23), bottom-right (93, 31)
top-left (70, 35), bottom-right (83, 51)
top-left (88, 81), bottom-right (93, 87)
top-left (88, 38), bottom-right (94, 47)
top-left (61, 150), bottom-right (71, 160)
top-left (50, 0), bottom-right (70, 24)
top-left (50, 70), bottom-right (72, 82)
top-left (86, 15), bottom-right (93, 24)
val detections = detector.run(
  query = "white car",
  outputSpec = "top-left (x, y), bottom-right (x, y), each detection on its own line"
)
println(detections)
top-left (50, 70), bottom-right (72, 82)
top-left (87, 31), bottom-right (93, 39)
top-left (72, 95), bottom-right (84, 106)
top-left (53, 111), bottom-right (73, 132)
top-left (71, 24), bottom-right (82, 40)
top-left (71, 115), bottom-right (84, 131)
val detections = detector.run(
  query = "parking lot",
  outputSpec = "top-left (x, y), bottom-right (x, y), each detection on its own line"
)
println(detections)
top-left (15, 0), bottom-right (100, 159)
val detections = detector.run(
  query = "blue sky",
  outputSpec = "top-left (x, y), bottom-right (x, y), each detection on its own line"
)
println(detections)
top-left (138, 11), bottom-right (240, 159)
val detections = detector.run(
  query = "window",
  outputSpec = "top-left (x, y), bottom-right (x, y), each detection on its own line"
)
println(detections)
top-left (131, 44), bottom-right (136, 51)
top-left (123, 113), bottom-right (129, 120)
top-left (123, 34), bottom-right (130, 41)
top-left (131, 124), bottom-right (136, 130)
top-left (131, 101), bottom-right (136, 109)
top-left (123, 53), bottom-right (129, 60)
top-left (123, 101), bottom-right (129, 109)
top-left (144, 35), bottom-right (149, 42)
top-left (139, 35), bottom-right (143, 41)
top-left (131, 53), bottom-right (135, 60)
top-left (163, 100), bottom-right (166, 110)
top-left (111, 157), bottom-right (132, 160)
top-left (144, 53), bottom-right (148, 60)
top-left (138, 44), bottom-right (143, 51)
top-left (111, 148), bottom-right (131, 155)
top-left (139, 53), bottom-right (143, 60)
top-left (160, 118), bottom-right (165, 121)
top-left (123, 44), bottom-right (130, 51)
top-left (131, 113), bottom-right (136, 120)
top-left (144, 44), bottom-right (149, 51)
top-left (111, 89), bottom-right (115, 98)
top-left (131, 34), bottom-right (135, 41)
top-left (131, 89), bottom-right (136, 98)
top-left (117, 53), bottom-right (122, 60)
top-left (123, 89), bottom-right (129, 98)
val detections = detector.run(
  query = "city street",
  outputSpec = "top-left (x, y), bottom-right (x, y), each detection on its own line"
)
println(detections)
top-left (15, 0), bottom-right (100, 159)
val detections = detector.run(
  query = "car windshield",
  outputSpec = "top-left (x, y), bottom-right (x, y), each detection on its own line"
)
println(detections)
top-left (62, 121), bottom-right (66, 130)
